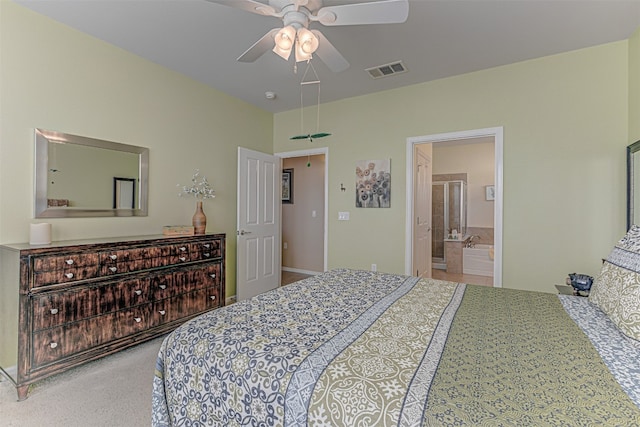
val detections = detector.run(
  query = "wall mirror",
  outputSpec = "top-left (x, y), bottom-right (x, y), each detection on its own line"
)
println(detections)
top-left (627, 139), bottom-right (640, 229)
top-left (35, 128), bottom-right (149, 218)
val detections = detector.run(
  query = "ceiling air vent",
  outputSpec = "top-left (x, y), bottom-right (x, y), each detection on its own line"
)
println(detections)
top-left (366, 61), bottom-right (407, 79)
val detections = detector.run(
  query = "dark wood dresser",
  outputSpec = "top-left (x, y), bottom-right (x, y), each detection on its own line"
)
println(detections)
top-left (0, 233), bottom-right (225, 400)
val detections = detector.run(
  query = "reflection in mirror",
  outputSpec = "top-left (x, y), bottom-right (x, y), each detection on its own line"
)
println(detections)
top-left (35, 129), bottom-right (149, 218)
top-left (114, 177), bottom-right (136, 209)
top-left (627, 140), bottom-right (640, 230)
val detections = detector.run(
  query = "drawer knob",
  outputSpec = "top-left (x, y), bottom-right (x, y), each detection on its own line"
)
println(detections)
top-left (50, 308), bottom-right (59, 315)
top-left (50, 342), bottom-right (58, 349)
top-left (134, 317), bottom-right (142, 323)
top-left (179, 247), bottom-right (187, 252)
top-left (159, 310), bottom-right (166, 316)
top-left (109, 267), bottom-right (117, 273)
top-left (65, 273), bottom-right (74, 279)
top-left (204, 253), bottom-right (210, 257)
top-left (179, 257), bottom-right (186, 262)
top-left (204, 244), bottom-right (211, 248)
top-left (159, 284), bottom-right (167, 290)
top-left (65, 259), bottom-right (74, 265)
top-left (109, 254), bottom-right (117, 260)
top-left (210, 295), bottom-right (216, 300)
top-left (134, 290), bottom-right (142, 296)
top-left (210, 274), bottom-right (216, 279)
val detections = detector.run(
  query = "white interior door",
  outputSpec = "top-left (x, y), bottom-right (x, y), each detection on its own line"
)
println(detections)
top-left (237, 147), bottom-right (280, 301)
top-left (413, 144), bottom-right (432, 277)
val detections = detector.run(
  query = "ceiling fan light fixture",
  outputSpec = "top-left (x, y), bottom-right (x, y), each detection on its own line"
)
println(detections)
top-left (294, 28), bottom-right (318, 62)
top-left (297, 28), bottom-right (318, 54)
top-left (273, 25), bottom-right (296, 59)
top-left (273, 44), bottom-right (292, 60)
top-left (210, 0), bottom-right (408, 72)
top-left (294, 43), bottom-right (312, 62)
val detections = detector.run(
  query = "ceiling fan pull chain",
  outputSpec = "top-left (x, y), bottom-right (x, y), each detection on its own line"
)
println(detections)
top-left (316, 81), bottom-right (321, 134)
top-left (300, 82), bottom-right (305, 135)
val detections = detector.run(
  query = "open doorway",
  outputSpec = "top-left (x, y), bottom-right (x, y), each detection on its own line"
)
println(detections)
top-left (406, 128), bottom-right (503, 287)
top-left (276, 148), bottom-right (329, 284)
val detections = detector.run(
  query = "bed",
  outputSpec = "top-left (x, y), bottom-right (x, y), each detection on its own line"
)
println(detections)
top-left (152, 258), bottom-right (640, 426)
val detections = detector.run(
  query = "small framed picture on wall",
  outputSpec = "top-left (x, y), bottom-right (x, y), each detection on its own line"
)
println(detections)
top-left (485, 185), bottom-right (495, 201)
top-left (282, 169), bottom-right (293, 204)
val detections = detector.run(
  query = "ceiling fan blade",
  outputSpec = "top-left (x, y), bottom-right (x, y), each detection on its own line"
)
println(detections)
top-left (311, 30), bottom-right (349, 72)
top-left (315, 0), bottom-right (409, 26)
top-left (237, 28), bottom-right (280, 62)
top-left (204, 0), bottom-right (278, 17)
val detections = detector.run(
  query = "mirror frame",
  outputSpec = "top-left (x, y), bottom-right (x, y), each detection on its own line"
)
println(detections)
top-left (34, 128), bottom-right (149, 218)
top-left (627, 139), bottom-right (640, 230)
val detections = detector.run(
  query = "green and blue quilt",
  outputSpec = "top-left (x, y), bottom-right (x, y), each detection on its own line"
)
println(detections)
top-left (152, 269), bottom-right (640, 426)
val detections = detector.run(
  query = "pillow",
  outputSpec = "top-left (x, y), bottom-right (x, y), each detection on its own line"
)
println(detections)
top-left (589, 225), bottom-right (640, 341)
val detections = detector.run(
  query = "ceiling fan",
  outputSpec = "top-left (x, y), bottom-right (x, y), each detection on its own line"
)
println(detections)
top-left (205, 0), bottom-right (409, 72)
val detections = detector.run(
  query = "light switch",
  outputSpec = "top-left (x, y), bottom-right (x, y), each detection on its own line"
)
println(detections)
top-left (312, 210), bottom-right (317, 218)
top-left (338, 211), bottom-right (350, 221)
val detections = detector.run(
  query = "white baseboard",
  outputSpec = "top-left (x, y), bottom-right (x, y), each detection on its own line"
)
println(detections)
top-left (282, 267), bottom-right (323, 276)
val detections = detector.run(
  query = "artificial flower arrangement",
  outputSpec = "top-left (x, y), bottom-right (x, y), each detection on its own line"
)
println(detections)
top-left (177, 169), bottom-right (216, 200)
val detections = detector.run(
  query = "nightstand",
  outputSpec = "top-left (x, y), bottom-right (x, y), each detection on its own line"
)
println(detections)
top-left (555, 284), bottom-right (589, 297)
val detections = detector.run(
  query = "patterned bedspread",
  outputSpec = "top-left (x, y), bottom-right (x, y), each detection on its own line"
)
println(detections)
top-left (152, 269), bottom-right (640, 426)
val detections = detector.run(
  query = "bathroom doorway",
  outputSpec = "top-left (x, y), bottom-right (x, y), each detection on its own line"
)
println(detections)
top-left (406, 127), bottom-right (503, 287)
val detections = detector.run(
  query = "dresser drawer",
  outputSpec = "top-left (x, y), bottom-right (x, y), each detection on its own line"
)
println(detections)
top-left (32, 253), bottom-right (100, 288)
top-left (189, 238), bottom-right (222, 261)
top-left (33, 265), bottom-right (100, 287)
top-left (154, 263), bottom-right (221, 300)
top-left (31, 305), bottom-right (150, 368)
top-left (32, 276), bottom-right (152, 331)
top-left (33, 253), bottom-right (98, 271)
top-left (99, 247), bottom-right (160, 275)
top-left (98, 243), bottom-right (197, 276)
top-left (152, 287), bottom-right (220, 326)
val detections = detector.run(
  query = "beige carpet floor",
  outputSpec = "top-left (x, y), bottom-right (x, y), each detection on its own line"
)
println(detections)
top-left (0, 275), bottom-right (311, 426)
top-left (0, 335), bottom-right (165, 427)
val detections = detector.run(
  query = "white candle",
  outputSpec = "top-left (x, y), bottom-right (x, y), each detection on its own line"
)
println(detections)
top-left (30, 223), bottom-right (52, 245)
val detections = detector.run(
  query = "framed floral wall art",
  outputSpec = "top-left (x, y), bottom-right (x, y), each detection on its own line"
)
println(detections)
top-left (355, 159), bottom-right (390, 208)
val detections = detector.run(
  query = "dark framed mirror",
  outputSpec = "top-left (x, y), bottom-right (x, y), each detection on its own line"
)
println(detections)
top-left (627, 139), bottom-right (640, 230)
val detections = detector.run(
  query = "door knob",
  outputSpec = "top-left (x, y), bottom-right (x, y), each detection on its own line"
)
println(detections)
top-left (238, 230), bottom-right (252, 236)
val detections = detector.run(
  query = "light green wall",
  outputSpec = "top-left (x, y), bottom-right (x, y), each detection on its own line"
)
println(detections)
top-left (274, 41), bottom-right (629, 293)
top-left (630, 27), bottom-right (640, 143)
top-left (0, 2), bottom-right (274, 297)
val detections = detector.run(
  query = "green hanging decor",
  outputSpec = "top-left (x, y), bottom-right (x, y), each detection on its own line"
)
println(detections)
top-left (290, 132), bottom-right (331, 142)
top-left (290, 61), bottom-right (331, 142)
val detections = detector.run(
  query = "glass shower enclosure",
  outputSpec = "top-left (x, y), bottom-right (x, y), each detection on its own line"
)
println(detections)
top-left (432, 180), bottom-right (467, 269)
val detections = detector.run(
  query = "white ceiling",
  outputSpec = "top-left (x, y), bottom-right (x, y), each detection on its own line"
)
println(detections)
top-left (13, 0), bottom-right (640, 113)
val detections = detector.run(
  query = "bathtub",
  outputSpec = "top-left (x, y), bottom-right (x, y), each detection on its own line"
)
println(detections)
top-left (463, 244), bottom-right (494, 277)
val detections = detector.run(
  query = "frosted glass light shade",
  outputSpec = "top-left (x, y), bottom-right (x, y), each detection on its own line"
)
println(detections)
top-left (273, 25), bottom-right (295, 60)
